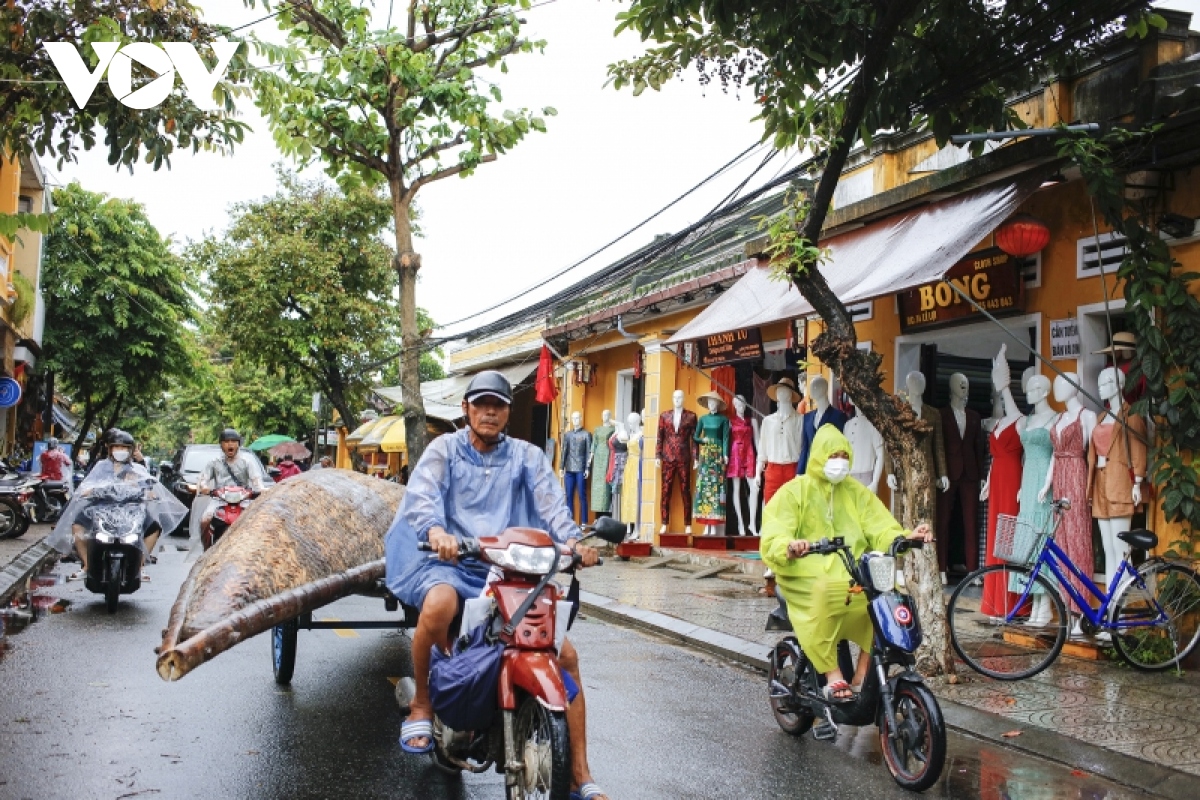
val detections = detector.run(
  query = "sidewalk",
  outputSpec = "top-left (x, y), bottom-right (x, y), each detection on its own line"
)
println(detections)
top-left (580, 548), bottom-right (1200, 800)
top-left (0, 525), bottom-right (55, 607)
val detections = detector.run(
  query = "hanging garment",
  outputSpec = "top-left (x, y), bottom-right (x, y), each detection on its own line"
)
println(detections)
top-left (608, 434), bottom-right (628, 522)
top-left (621, 436), bottom-right (642, 526)
top-left (726, 415), bottom-right (757, 478)
top-left (983, 422), bottom-right (1023, 614)
top-left (1050, 415), bottom-right (1093, 607)
top-left (795, 407), bottom-right (848, 475)
top-left (1011, 419), bottom-right (1057, 595)
top-left (710, 365), bottom-right (737, 415)
top-left (693, 413), bottom-right (730, 525)
top-left (590, 424), bottom-right (615, 514)
top-left (751, 372), bottom-right (772, 419)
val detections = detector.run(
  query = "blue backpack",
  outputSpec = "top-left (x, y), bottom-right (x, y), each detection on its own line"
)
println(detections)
top-left (429, 623), bottom-right (504, 731)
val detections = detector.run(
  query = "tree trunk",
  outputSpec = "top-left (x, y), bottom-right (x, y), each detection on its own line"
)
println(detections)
top-left (389, 185), bottom-right (428, 471)
top-left (780, 0), bottom-right (953, 675)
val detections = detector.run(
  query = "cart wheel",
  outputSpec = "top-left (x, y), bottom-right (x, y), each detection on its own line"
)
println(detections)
top-left (273, 618), bottom-right (299, 685)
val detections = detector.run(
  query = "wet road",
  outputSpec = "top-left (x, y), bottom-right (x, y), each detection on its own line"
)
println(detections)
top-left (0, 544), bottom-right (1161, 799)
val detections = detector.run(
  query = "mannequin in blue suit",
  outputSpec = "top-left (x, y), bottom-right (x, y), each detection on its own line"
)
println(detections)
top-left (796, 375), bottom-right (848, 474)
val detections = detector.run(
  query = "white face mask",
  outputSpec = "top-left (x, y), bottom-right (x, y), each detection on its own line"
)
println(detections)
top-left (111, 449), bottom-right (131, 463)
top-left (823, 457), bottom-right (851, 484)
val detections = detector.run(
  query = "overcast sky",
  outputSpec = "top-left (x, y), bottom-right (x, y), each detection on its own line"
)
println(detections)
top-left (51, 0), bottom-right (1200, 340)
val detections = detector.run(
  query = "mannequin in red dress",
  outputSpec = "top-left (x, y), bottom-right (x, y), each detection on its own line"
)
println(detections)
top-left (980, 345), bottom-right (1024, 615)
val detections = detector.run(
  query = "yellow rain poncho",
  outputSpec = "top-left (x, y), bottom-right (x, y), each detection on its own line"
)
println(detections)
top-left (760, 424), bottom-right (910, 673)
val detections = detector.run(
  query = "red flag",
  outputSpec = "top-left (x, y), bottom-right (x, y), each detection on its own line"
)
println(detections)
top-left (535, 345), bottom-right (558, 404)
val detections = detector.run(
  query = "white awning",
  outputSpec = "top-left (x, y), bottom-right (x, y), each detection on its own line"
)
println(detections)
top-left (666, 176), bottom-right (1041, 345)
top-left (375, 361), bottom-right (539, 422)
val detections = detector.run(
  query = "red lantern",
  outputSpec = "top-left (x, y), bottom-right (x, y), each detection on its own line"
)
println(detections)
top-left (995, 214), bottom-right (1050, 258)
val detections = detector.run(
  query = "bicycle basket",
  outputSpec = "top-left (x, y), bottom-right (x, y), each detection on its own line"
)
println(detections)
top-left (992, 514), bottom-right (1041, 565)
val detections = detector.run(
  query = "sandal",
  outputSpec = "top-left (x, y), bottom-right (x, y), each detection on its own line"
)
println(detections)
top-left (570, 783), bottom-right (609, 800)
top-left (67, 569), bottom-right (85, 582)
top-left (823, 679), bottom-right (856, 704)
top-left (398, 718), bottom-right (434, 754)
top-left (141, 573), bottom-right (151, 582)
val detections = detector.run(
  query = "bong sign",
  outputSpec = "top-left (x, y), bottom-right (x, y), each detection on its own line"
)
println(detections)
top-left (42, 41), bottom-right (241, 110)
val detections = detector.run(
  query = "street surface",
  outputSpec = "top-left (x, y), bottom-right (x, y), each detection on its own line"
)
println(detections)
top-left (0, 542), bottom-right (1164, 799)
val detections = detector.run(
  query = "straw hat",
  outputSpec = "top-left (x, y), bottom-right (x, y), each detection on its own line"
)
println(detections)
top-left (697, 391), bottom-right (727, 413)
top-left (1093, 331), bottom-right (1137, 355)
top-left (766, 376), bottom-right (801, 403)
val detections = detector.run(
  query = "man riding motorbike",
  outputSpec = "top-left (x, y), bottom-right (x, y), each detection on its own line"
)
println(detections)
top-left (760, 425), bottom-right (932, 703)
top-left (385, 371), bottom-right (610, 800)
top-left (39, 437), bottom-right (72, 481)
top-left (47, 430), bottom-right (186, 582)
top-left (197, 428), bottom-right (265, 544)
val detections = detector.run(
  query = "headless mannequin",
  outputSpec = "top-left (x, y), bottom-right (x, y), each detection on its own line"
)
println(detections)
top-left (559, 411), bottom-right (590, 524)
top-left (656, 390), bottom-right (697, 535)
top-left (1017, 374), bottom-right (1059, 627)
top-left (699, 396), bottom-right (727, 537)
top-left (1091, 367), bottom-right (1143, 596)
top-left (887, 371), bottom-right (950, 492)
top-left (729, 395), bottom-right (761, 534)
top-left (843, 397), bottom-right (884, 493)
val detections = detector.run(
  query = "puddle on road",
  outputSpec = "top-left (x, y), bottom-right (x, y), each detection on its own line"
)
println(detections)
top-left (0, 563), bottom-right (68, 660)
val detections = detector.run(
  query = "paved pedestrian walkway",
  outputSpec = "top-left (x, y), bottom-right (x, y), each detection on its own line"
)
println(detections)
top-left (580, 549), bottom-right (1200, 798)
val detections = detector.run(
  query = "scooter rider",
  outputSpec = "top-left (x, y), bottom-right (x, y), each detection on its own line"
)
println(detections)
top-left (385, 370), bottom-right (610, 800)
top-left (50, 430), bottom-right (182, 581)
top-left (197, 429), bottom-right (264, 543)
top-left (760, 425), bottom-right (932, 703)
top-left (39, 437), bottom-right (71, 481)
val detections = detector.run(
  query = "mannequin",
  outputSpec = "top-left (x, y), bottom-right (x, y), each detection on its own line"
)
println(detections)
top-left (886, 372), bottom-right (949, 494)
top-left (843, 396), bottom-right (884, 493)
top-left (693, 392), bottom-right (731, 536)
top-left (1087, 367), bottom-right (1147, 596)
top-left (937, 373), bottom-right (986, 574)
top-left (608, 422), bottom-right (629, 527)
top-left (656, 390), bottom-right (697, 535)
top-left (980, 345), bottom-right (1024, 617)
top-left (1013, 374), bottom-right (1059, 626)
top-left (1040, 374), bottom-right (1097, 622)
top-left (795, 375), bottom-right (848, 475)
top-left (727, 395), bottom-right (761, 534)
top-left (757, 376), bottom-right (804, 504)
top-left (560, 411), bottom-right (591, 525)
top-left (590, 410), bottom-right (616, 519)
top-left (1094, 331), bottom-right (1145, 404)
top-left (622, 412), bottom-right (645, 538)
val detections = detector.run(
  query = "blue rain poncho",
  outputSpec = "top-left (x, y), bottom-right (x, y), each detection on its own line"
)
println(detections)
top-left (760, 425), bottom-right (910, 673)
top-left (385, 429), bottom-right (579, 608)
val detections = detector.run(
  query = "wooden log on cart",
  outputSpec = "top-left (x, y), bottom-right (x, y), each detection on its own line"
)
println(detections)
top-left (156, 469), bottom-right (404, 681)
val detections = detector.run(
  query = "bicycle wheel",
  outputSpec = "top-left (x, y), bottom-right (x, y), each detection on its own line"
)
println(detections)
top-left (947, 565), bottom-right (1067, 680)
top-left (1110, 562), bottom-right (1200, 671)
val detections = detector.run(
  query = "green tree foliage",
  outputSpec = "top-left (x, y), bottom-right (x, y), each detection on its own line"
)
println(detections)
top-left (0, 0), bottom-right (250, 169)
top-left (42, 182), bottom-right (196, 449)
top-left (250, 0), bottom-right (553, 465)
top-left (193, 172), bottom-right (404, 440)
top-left (610, 0), bottom-right (1162, 675)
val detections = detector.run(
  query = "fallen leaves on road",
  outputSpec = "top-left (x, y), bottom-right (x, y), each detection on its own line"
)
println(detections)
top-left (1001, 730), bottom-right (1023, 738)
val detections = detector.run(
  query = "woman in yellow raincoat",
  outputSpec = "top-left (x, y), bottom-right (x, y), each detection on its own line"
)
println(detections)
top-left (760, 424), bottom-right (931, 702)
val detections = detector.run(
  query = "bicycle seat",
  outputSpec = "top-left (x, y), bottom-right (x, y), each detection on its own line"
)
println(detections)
top-left (1118, 528), bottom-right (1157, 550)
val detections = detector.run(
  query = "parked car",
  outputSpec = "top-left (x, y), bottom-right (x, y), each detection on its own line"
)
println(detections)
top-left (159, 444), bottom-right (274, 537)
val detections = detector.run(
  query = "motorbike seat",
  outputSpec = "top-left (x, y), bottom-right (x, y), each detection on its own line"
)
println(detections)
top-left (40, 480), bottom-right (67, 490)
top-left (1118, 528), bottom-right (1158, 551)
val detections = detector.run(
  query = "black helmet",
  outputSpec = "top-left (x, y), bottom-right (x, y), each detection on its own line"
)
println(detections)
top-left (219, 428), bottom-right (243, 444)
top-left (110, 430), bottom-right (135, 447)
top-left (463, 371), bottom-right (512, 405)
top-left (103, 427), bottom-right (120, 443)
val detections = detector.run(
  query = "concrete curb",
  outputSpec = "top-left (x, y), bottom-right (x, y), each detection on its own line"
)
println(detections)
top-left (0, 539), bottom-right (58, 606)
top-left (580, 591), bottom-right (1200, 800)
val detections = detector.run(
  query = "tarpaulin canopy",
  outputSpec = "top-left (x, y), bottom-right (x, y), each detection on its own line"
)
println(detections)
top-left (345, 415), bottom-right (385, 444)
top-left (380, 418), bottom-right (407, 454)
top-left (666, 176), bottom-right (1041, 345)
top-left (357, 416), bottom-right (401, 453)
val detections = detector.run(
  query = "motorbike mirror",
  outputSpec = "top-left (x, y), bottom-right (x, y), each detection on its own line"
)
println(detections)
top-left (590, 516), bottom-right (628, 545)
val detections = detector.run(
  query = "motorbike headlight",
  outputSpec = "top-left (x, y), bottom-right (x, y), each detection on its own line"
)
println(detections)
top-left (120, 532), bottom-right (139, 544)
top-left (484, 544), bottom-right (559, 575)
top-left (95, 531), bottom-right (116, 544)
top-left (866, 554), bottom-right (897, 593)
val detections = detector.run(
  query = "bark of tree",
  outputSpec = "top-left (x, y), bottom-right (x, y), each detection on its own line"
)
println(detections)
top-left (785, 0), bottom-right (954, 676)
top-left (390, 183), bottom-right (428, 471)
top-left (73, 388), bottom-right (118, 465)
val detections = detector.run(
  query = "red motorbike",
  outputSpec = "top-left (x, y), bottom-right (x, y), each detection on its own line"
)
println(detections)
top-left (201, 485), bottom-right (259, 550)
top-left (399, 516), bottom-right (627, 799)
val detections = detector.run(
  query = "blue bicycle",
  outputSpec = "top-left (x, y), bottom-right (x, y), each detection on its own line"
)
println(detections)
top-left (947, 499), bottom-right (1200, 679)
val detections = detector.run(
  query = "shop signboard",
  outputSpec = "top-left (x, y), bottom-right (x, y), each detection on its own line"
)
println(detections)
top-left (1049, 318), bottom-right (1081, 361)
top-left (897, 247), bottom-right (1025, 332)
top-left (697, 327), bottom-right (764, 367)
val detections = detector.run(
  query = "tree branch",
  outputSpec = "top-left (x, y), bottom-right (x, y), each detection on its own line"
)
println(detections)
top-left (313, 117), bottom-right (391, 176)
top-left (402, 132), bottom-right (466, 171)
top-left (290, 0), bottom-right (347, 49)
top-left (404, 154), bottom-right (496, 202)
